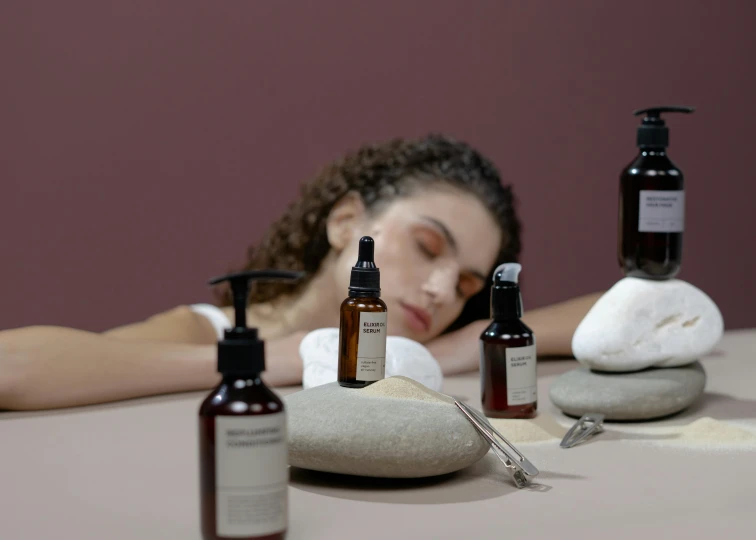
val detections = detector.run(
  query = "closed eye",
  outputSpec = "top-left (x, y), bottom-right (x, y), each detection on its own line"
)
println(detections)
top-left (457, 274), bottom-right (484, 300)
top-left (416, 240), bottom-right (437, 259)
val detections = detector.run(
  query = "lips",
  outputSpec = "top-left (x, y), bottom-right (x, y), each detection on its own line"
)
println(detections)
top-left (399, 302), bottom-right (432, 333)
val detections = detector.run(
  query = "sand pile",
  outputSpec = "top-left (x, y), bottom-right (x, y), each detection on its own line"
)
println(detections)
top-left (360, 376), bottom-right (453, 404)
top-left (674, 417), bottom-right (756, 443)
top-left (362, 377), bottom-right (568, 443)
top-left (648, 417), bottom-right (756, 450)
top-left (487, 414), bottom-right (568, 444)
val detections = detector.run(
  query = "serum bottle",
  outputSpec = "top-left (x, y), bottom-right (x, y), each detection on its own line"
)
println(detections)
top-left (479, 263), bottom-right (537, 419)
top-left (199, 270), bottom-right (303, 540)
top-left (619, 105), bottom-right (695, 280)
top-left (337, 236), bottom-right (388, 388)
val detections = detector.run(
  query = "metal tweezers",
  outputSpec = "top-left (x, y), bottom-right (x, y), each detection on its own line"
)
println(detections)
top-left (454, 400), bottom-right (540, 488)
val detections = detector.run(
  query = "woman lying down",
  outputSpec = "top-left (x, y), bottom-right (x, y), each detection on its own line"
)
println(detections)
top-left (0, 134), bottom-right (599, 410)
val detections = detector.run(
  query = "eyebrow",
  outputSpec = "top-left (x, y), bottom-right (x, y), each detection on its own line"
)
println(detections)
top-left (420, 216), bottom-right (488, 283)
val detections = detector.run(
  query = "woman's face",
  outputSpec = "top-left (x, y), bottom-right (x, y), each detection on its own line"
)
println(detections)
top-left (331, 186), bottom-right (502, 342)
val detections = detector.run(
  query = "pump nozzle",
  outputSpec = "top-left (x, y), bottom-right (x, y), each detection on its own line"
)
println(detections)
top-left (209, 270), bottom-right (305, 329)
top-left (633, 106), bottom-right (695, 118)
top-left (491, 263), bottom-right (523, 319)
top-left (632, 105), bottom-right (695, 148)
top-left (207, 269), bottom-right (304, 374)
top-left (493, 262), bottom-right (521, 284)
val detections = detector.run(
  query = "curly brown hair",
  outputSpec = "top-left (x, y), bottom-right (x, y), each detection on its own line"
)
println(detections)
top-left (219, 133), bottom-right (522, 332)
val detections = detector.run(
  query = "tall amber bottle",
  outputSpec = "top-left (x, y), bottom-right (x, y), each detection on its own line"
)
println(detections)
top-left (479, 263), bottom-right (537, 419)
top-left (338, 236), bottom-right (388, 388)
top-left (618, 106), bottom-right (695, 280)
top-left (199, 270), bottom-right (303, 540)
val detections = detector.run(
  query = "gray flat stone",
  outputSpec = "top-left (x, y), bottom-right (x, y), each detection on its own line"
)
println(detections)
top-left (549, 362), bottom-right (706, 421)
top-left (284, 378), bottom-right (489, 478)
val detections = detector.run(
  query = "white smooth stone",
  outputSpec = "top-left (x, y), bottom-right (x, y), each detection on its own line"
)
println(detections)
top-left (571, 277), bottom-right (724, 372)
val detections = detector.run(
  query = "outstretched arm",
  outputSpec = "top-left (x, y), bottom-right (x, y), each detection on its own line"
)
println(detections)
top-left (425, 292), bottom-right (603, 375)
top-left (521, 291), bottom-right (604, 356)
top-left (0, 293), bottom-right (603, 410)
top-left (0, 307), bottom-right (305, 411)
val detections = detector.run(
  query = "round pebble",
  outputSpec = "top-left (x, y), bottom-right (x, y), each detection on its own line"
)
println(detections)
top-left (284, 377), bottom-right (489, 478)
top-left (549, 361), bottom-right (706, 421)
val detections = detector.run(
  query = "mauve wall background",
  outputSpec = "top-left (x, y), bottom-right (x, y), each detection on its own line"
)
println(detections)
top-left (2, 1), bottom-right (754, 332)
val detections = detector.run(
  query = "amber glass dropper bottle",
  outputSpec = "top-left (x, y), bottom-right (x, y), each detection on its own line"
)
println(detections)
top-left (337, 236), bottom-right (388, 388)
top-left (199, 269), bottom-right (303, 540)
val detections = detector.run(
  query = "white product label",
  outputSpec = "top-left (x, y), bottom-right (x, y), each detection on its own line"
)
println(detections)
top-left (215, 414), bottom-right (287, 538)
top-left (506, 344), bottom-right (537, 405)
top-left (356, 311), bottom-right (387, 381)
top-left (638, 190), bottom-right (685, 232)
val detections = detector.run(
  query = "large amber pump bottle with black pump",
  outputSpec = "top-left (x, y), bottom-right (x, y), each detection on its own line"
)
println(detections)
top-left (199, 269), bottom-right (303, 540)
top-left (619, 105), bottom-right (695, 280)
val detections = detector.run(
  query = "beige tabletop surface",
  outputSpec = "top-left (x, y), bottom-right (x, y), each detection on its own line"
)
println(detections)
top-left (2, 329), bottom-right (756, 540)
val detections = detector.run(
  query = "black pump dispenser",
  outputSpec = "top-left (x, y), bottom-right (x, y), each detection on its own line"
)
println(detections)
top-left (208, 270), bottom-right (304, 374)
top-left (634, 106), bottom-right (695, 149)
top-left (348, 236), bottom-right (381, 297)
top-left (491, 263), bottom-right (523, 320)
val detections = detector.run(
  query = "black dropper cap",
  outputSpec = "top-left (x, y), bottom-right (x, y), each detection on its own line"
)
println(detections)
top-left (208, 269), bottom-right (304, 375)
top-left (491, 263), bottom-right (523, 320)
top-left (348, 236), bottom-right (381, 297)
top-left (634, 106), bottom-right (695, 149)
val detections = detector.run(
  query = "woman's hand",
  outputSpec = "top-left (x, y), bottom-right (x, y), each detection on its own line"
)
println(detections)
top-left (425, 319), bottom-right (488, 375)
top-left (424, 291), bottom-right (602, 375)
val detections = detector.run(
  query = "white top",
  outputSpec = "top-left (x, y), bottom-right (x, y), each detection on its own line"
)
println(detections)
top-left (189, 303), bottom-right (231, 340)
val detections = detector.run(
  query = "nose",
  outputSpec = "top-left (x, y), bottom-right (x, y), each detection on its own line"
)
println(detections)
top-left (422, 263), bottom-right (459, 307)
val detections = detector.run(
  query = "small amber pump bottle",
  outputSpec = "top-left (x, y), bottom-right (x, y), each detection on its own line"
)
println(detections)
top-left (199, 269), bottom-right (303, 540)
top-left (337, 236), bottom-right (388, 388)
top-left (479, 263), bottom-right (537, 419)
